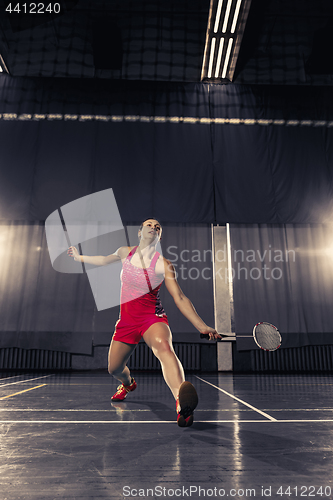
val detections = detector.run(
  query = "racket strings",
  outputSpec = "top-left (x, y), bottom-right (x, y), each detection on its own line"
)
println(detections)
top-left (254, 324), bottom-right (281, 351)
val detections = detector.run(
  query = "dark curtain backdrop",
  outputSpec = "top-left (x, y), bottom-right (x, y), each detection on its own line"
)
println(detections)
top-left (230, 224), bottom-right (333, 348)
top-left (1, 77), bottom-right (333, 223)
top-left (0, 222), bottom-right (214, 353)
top-left (1, 76), bottom-right (333, 351)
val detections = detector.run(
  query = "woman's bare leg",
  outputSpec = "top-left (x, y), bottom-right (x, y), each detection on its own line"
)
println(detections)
top-left (143, 323), bottom-right (185, 399)
top-left (108, 339), bottom-right (136, 385)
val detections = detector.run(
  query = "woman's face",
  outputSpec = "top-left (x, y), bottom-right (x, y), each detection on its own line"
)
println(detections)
top-left (139, 219), bottom-right (162, 243)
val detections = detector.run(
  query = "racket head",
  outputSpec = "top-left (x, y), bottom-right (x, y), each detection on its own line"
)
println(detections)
top-left (253, 322), bottom-right (281, 351)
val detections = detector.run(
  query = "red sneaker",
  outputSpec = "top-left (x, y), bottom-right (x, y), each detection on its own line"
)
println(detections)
top-left (176, 381), bottom-right (198, 427)
top-left (111, 378), bottom-right (137, 401)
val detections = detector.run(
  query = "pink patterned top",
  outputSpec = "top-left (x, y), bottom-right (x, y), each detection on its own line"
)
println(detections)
top-left (119, 246), bottom-right (166, 320)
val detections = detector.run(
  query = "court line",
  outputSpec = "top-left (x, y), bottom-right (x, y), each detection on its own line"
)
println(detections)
top-left (0, 374), bottom-right (53, 388)
top-left (0, 374), bottom-right (27, 382)
top-left (0, 419), bottom-right (333, 424)
top-left (195, 375), bottom-right (277, 422)
top-left (0, 384), bottom-right (47, 400)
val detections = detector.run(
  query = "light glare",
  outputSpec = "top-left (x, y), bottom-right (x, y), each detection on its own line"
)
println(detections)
top-left (222, 0), bottom-right (233, 33)
top-left (215, 38), bottom-right (225, 78)
top-left (208, 38), bottom-right (216, 78)
top-left (213, 0), bottom-right (224, 32)
top-left (221, 38), bottom-right (233, 78)
top-left (231, 0), bottom-right (242, 33)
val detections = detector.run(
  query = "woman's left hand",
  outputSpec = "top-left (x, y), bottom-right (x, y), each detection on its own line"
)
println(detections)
top-left (200, 326), bottom-right (223, 341)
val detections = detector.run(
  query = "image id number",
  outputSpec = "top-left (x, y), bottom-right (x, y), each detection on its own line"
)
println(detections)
top-left (276, 485), bottom-right (332, 496)
top-left (6, 3), bottom-right (61, 14)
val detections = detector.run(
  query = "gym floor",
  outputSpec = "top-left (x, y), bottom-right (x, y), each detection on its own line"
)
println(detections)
top-left (1, 371), bottom-right (333, 499)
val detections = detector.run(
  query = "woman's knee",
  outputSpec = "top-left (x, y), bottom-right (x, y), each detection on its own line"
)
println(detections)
top-left (108, 364), bottom-right (116, 375)
top-left (152, 339), bottom-right (174, 359)
top-left (108, 360), bottom-right (125, 376)
top-left (108, 340), bottom-right (135, 375)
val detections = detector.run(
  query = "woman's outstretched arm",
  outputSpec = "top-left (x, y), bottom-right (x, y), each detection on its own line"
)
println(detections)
top-left (67, 246), bottom-right (129, 266)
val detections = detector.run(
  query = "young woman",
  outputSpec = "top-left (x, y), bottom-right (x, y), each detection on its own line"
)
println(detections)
top-left (68, 218), bottom-right (220, 427)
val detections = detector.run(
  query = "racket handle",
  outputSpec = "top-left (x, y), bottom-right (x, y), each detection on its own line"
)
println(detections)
top-left (200, 333), bottom-right (230, 340)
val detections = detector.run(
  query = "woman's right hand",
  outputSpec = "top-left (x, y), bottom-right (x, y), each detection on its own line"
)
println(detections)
top-left (67, 246), bottom-right (81, 262)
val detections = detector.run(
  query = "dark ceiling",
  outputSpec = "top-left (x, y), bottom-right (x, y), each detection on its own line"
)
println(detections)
top-left (0, 0), bottom-right (333, 85)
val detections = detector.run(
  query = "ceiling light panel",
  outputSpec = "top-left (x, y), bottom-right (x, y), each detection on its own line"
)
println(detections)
top-left (201, 0), bottom-right (252, 82)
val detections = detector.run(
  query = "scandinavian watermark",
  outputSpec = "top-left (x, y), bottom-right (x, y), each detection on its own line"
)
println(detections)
top-left (166, 244), bottom-right (296, 282)
top-left (123, 484), bottom-right (257, 497)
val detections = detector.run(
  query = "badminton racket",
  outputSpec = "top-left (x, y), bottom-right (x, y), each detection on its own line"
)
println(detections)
top-left (200, 322), bottom-right (282, 352)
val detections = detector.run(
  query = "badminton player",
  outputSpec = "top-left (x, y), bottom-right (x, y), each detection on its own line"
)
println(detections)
top-left (68, 219), bottom-right (220, 427)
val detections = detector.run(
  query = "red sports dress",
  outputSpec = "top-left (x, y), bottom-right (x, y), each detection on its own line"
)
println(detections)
top-left (113, 246), bottom-right (168, 344)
